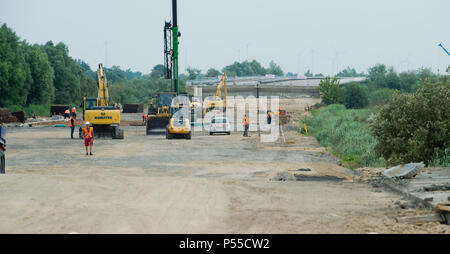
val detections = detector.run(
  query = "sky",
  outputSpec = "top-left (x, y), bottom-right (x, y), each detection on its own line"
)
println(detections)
top-left (1, 0), bottom-right (449, 75)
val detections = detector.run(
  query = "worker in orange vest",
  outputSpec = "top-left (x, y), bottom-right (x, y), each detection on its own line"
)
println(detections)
top-left (243, 114), bottom-right (250, 137)
top-left (142, 113), bottom-right (148, 125)
top-left (83, 122), bottom-right (94, 156)
top-left (69, 114), bottom-right (75, 139)
top-left (267, 110), bottom-right (272, 125)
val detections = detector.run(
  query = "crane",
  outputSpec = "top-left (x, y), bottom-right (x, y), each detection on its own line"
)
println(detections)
top-left (438, 43), bottom-right (450, 56)
top-left (146, 0), bottom-right (182, 135)
top-left (438, 43), bottom-right (450, 73)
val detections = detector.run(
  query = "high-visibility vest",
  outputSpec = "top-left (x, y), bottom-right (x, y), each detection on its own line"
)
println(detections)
top-left (83, 127), bottom-right (93, 139)
top-left (268, 112), bottom-right (272, 118)
top-left (244, 117), bottom-right (250, 125)
top-left (65, 109), bottom-right (70, 114)
top-left (69, 117), bottom-right (74, 127)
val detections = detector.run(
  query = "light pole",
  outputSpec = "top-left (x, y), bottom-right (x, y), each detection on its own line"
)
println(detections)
top-left (256, 81), bottom-right (260, 138)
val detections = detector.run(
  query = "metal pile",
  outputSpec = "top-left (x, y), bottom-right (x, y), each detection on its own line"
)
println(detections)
top-left (0, 109), bottom-right (19, 123)
top-left (123, 104), bottom-right (143, 113)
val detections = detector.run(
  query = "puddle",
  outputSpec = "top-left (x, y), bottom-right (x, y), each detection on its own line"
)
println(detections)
top-left (273, 172), bottom-right (345, 182)
top-left (295, 175), bottom-right (344, 182)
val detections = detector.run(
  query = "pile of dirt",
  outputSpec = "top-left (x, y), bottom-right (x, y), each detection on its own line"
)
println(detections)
top-left (354, 167), bottom-right (386, 182)
top-left (0, 109), bottom-right (19, 123)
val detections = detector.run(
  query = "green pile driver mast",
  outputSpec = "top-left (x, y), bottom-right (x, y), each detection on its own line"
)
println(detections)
top-left (164, 0), bottom-right (180, 95)
top-left (145, 0), bottom-right (180, 135)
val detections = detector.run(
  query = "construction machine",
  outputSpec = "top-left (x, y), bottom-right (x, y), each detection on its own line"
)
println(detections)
top-left (165, 97), bottom-right (192, 139)
top-left (79, 64), bottom-right (124, 139)
top-left (438, 43), bottom-right (450, 72)
top-left (0, 125), bottom-right (5, 174)
top-left (146, 92), bottom-right (176, 134)
top-left (146, 0), bottom-right (186, 136)
top-left (203, 72), bottom-right (227, 116)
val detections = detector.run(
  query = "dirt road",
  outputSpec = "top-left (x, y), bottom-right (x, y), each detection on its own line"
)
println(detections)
top-left (0, 99), bottom-right (447, 234)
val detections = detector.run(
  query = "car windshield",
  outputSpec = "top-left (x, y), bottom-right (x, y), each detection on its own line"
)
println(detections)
top-left (212, 118), bottom-right (228, 124)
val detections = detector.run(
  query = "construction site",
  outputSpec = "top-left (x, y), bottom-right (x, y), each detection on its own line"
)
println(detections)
top-left (0, 0), bottom-right (449, 235)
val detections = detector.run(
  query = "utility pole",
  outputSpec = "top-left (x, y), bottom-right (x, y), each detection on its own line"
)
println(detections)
top-left (246, 43), bottom-right (250, 61)
top-left (256, 81), bottom-right (260, 138)
top-left (105, 41), bottom-right (108, 68)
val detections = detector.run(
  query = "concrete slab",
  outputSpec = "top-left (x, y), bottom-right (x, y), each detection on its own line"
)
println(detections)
top-left (383, 163), bottom-right (424, 179)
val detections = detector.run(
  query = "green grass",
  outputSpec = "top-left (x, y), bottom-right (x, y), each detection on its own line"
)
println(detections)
top-left (304, 104), bottom-right (386, 169)
top-left (8, 104), bottom-right (50, 118)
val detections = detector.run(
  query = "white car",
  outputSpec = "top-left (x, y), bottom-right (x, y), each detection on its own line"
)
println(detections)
top-left (209, 117), bottom-right (231, 135)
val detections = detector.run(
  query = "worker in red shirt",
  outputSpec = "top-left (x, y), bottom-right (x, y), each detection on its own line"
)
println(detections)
top-left (83, 122), bottom-right (94, 156)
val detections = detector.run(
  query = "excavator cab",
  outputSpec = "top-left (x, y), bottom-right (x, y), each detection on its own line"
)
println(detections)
top-left (146, 92), bottom-right (176, 135)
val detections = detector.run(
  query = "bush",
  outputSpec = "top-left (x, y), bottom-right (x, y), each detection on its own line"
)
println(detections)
top-left (369, 79), bottom-right (450, 166)
top-left (369, 88), bottom-right (395, 106)
top-left (318, 77), bottom-right (344, 105)
top-left (305, 104), bottom-right (385, 168)
top-left (9, 104), bottom-right (50, 117)
top-left (343, 82), bottom-right (369, 109)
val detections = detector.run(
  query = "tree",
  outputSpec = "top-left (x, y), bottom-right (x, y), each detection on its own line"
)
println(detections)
top-left (150, 64), bottom-right (165, 79)
top-left (223, 60), bottom-right (268, 77)
top-left (0, 24), bottom-right (32, 107)
top-left (104, 65), bottom-right (127, 84)
top-left (186, 67), bottom-right (201, 80)
top-left (24, 44), bottom-right (55, 105)
top-left (267, 61), bottom-right (284, 76)
top-left (109, 82), bottom-right (136, 104)
top-left (343, 82), bottom-right (368, 109)
top-left (44, 41), bottom-right (83, 104)
top-left (318, 77), bottom-right (344, 105)
top-left (370, 79), bottom-right (450, 165)
top-left (367, 64), bottom-right (387, 86)
top-left (336, 67), bottom-right (364, 77)
top-left (304, 70), bottom-right (313, 77)
top-left (206, 68), bottom-right (221, 78)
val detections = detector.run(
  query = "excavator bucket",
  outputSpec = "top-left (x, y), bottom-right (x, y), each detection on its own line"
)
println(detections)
top-left (146, 115), bottom-right (170, 135)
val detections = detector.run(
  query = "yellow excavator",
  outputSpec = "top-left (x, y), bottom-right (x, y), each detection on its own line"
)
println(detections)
top-left (203, 72), bottom-right (227, 116)
top-left (80, 64), bottom-right (124, 139)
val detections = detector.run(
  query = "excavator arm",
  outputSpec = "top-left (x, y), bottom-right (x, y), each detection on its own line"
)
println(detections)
top-left (215, 72), bottom-right (227, 103)
top-left (97, 64), bottom-right (109, 107)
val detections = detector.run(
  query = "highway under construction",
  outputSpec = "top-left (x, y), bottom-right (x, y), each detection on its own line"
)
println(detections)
top-left (0, 0), bottom-right (449, 235)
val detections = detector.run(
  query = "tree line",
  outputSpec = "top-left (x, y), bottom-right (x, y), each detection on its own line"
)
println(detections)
top-left (318, 64), bottom-right (442, 109)
top-left (0, 24), bottom-right (182, 110)
top-left (185, 60), bottom-right (284, 80)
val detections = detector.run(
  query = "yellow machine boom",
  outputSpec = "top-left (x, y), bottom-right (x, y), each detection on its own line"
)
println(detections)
top-left (97, 64), bottom-right (109, 107)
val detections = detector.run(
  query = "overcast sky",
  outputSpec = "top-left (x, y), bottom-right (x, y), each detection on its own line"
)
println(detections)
top-left (1, 0), bottom-right (449, 75)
